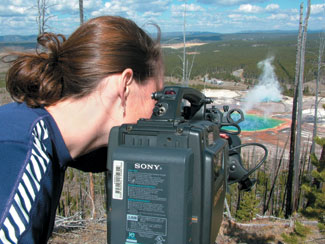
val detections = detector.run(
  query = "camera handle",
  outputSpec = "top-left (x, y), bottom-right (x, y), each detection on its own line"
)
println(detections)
top-left (228, 142), bottom-right (268, 191)
top-left (206, 106), bottom-right (244, 135)
top-left (151, 86), bottom-right (213, 121)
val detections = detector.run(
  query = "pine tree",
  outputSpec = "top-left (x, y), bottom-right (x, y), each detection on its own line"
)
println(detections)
top-left (235, 190), bottom-right (259, 222)
top-left (302, 137), bottom-right (325, 231)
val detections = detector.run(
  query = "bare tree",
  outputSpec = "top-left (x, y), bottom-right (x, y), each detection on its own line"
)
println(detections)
top-left (264, 136), bottom-right (290, 215)
top-left (310, 34), bottom-right (325, 156)
top-left (293, 0), bottom-right (311, 212)
top-left (286, 2), bottom-right (304, 218)
top-left (79, 0), bottom-right (84, 25)
top-left (182, 0), bottom-right (187, 86)
top-left (77, 0), bottom-right (96, 219)
top-left (286, 0), bottom-right (311, 217)
top-left (36, 0), bottom-right (53, 35)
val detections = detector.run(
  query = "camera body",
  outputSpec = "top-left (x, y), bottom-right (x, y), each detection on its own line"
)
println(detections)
top-left (106, 86), bottom-right (265, 244)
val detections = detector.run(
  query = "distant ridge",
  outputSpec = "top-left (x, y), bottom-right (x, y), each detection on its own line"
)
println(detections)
top-left (0, 30), bottom-right (323, 46)
top-left (0, 35), bottom-right (38, 43)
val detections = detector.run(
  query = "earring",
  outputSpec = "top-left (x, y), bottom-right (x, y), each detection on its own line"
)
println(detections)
top-left (123, 106), bottom-right (126, 117)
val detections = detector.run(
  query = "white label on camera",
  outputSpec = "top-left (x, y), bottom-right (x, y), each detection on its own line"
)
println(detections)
top-left (113, 160), bottom-right (124, 200)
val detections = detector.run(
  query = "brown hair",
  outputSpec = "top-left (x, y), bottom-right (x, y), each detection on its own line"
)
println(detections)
top-left (4, 16), bottom-right (162, 107)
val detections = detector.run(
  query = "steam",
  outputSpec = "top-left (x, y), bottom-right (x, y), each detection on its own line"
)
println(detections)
top-left (243, 56), bottom-right (282, 112)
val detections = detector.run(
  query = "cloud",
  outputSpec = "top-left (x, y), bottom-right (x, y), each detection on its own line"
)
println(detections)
top-left (311, 4), bottom-right (325, 15)
top-left (91, 1), bottom-right (132, 17)
top-left (267, 13), bottom-right (289, 20)
top-left (0, 15), bottom-right (37, 35)
top-left (91, 0), bottom-right (171, 19)
top-left (265, 4), bottom-right (279, 12)
top-left (171, 3), bottom-right (205, 18)
top-left (51, 0), bottom-right (102, 13)
top-left (197, 0), bottom-right (265, 6)
top-left (236, 3), bottom-right (280, 14)
top-left (143, 11), bottom-right (162, 18)
top-left (171, 3), bottom-right (204, 12)
top-left (228, 14), bottom-right (258, 21)
top-left (237, 4), bottom-right (262, 13)
top-left (0, 0), bottom-right (35, 17)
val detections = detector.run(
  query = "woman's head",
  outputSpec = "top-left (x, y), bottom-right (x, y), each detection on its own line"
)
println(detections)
top-left (5, 16), bottom-right (163, 108)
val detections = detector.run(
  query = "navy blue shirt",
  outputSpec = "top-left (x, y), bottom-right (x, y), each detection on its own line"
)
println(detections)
top-left (0, 102), bottom-right (72, 243)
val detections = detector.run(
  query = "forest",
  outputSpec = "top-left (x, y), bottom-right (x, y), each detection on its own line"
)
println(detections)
top-left (162, 32), bottom-right (322, 88)
top-left (0, 31), bottom-right (323, 90)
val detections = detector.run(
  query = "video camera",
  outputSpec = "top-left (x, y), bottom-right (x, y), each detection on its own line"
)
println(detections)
top-left (106, 86), bottom-right (267, 244)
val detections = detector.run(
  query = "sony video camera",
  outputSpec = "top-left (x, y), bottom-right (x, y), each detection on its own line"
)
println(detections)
top-left (106, 86), bottom-right (267, 244)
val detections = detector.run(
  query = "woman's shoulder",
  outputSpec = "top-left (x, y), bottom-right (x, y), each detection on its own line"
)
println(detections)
top-left (0, 102), bottom-right (51, 143)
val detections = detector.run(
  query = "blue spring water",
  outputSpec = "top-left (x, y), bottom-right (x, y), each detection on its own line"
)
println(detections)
top-left (226, 113), bottom-right (284, 132)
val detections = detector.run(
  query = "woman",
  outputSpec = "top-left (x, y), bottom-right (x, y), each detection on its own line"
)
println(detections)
top-left (0, 16), bottom-right (163, 243)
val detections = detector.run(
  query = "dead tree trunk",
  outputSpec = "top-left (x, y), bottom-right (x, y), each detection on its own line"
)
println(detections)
top-left (286, 2), bottom-right (304, 218)
top-left (310, 34), bottom-right (325, 158)
top-left (89, 172), bottom-right (96, 219)
top-left (293, 0), bottom-right (311, 212)
top-left (79, 0), bottom-right (84, 25)
top-left (264, 136), bottom-right (289, 215)
top-left (36, 0), bottom-right (53, 35)
top-left (182, 1), bottom-right (187, 86)
top-left (37, 0), bottom-right (45, 35)
top-left (77, 0), bottom-right (95, 219)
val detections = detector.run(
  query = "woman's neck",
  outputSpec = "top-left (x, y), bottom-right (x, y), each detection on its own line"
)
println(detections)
top-left (46, 93), bottom-right (120, 159)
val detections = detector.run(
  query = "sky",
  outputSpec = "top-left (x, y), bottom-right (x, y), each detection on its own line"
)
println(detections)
top-left (0, 0), bottom-right (325, 36)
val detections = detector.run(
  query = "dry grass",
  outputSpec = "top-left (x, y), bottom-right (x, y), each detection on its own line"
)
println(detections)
top-left (48, 218), bottom-right (324, 244)
top-left (49, 220), bottom-right (107, 244)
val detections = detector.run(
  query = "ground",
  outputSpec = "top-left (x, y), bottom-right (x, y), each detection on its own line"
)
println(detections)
top-left (49, 220), bottom-right (107, 244)
top-left (48, 217), bottom-right (324, 244)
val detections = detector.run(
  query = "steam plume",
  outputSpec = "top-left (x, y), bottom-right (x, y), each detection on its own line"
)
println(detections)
top-left (243, 56), bottom-right (282, 112)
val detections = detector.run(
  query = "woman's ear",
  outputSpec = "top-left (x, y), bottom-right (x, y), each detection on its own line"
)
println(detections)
top-left (119, 68), bottom-right (134, 107)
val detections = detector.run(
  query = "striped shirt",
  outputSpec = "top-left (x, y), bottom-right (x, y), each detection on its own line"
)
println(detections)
top-left (0, 102), bottom-right (72, 243)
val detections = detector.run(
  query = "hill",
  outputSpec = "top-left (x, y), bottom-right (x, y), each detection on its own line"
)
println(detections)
top-left (0, 31), bottom-right (324, 90)
top-left (0, 30), bottom-right (320, 45)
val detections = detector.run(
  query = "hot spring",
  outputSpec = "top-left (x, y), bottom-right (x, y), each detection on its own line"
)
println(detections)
top-left (226, 113), bottom-right (285, 132)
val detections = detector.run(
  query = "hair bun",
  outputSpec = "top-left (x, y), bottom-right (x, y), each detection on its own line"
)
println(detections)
top-left (37, 33), bottom-right (66, 64)
top-left (5, 33), bottom-right (68, 107)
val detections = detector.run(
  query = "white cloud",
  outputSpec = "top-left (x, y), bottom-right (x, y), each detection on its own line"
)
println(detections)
top-left (267, 13), bottom-right (289, 20)
top-left (91, 0), bottom-right (172, 18)
top-left (311, 4), bottom-right (325, 15)
top-left (228, 14), bottom-right (240, 18)
top-left (0, 0), bottom-right (324, 36)
top-left (289, 15), bottom-right (299, 22)
top-left (236, 3), bottom-right (280, 14)
top-left (51, 0), bottom-right (102, 13)
top-left (228, 13), bottom-right (258, 21)
top-left (143, 11), bottom-right (162, 17)
top-left (0, 15), bottom-right (37, 35)
top-left (290, 8), bottom-right (299, 14)
top-left (238, 4), bottom-right (262, 13)
top-left (171, 3), bottom-right (205, 18)
top-left (91, 1), bottom-right (133, 17)
top-left (265, 4), bottom-right (279, 12)
top-left (47, 16), bottom-right (80, 34)
top-left (198, 0), bottom-right (265, 6)
top-left (0, 0), bottom-right (35, 16)
top-left (171, 3), bottom-right (204, 12)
